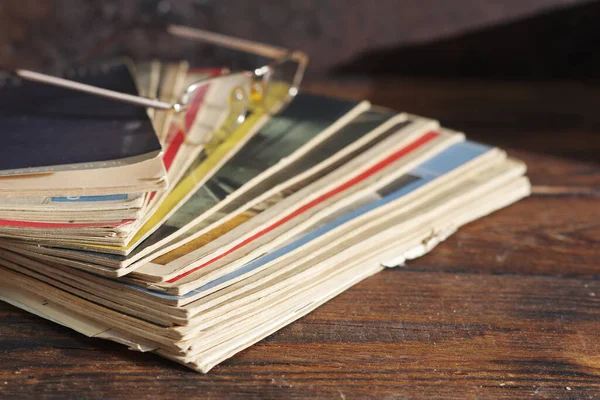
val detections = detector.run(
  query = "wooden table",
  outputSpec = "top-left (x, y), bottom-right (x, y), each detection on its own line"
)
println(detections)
top-left (1, 79), bottom-right (599, 399)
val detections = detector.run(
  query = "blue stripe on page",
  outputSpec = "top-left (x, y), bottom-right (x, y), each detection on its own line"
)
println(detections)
top-left (51, 194), bottom-right (129, 202)
top-left (127, 140), bottom-right (492, 300)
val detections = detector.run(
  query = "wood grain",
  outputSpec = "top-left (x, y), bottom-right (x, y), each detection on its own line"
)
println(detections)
top-left (1, 79), bottom-right (599, 399)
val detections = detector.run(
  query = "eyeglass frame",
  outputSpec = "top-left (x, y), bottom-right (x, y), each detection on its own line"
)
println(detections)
top-left (5, 24), bottom-right (309, 145)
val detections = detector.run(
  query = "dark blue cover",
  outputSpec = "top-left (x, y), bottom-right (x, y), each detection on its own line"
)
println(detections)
top-left (0, 63), bottom-right (162, 175)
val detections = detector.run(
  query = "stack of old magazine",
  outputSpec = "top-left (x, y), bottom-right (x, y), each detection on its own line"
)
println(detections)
top-left (0, 60), bottom-right (530, 373)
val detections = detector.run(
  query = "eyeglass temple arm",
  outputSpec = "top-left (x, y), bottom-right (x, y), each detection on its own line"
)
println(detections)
top-left (166, 24), bottom-right (295, 60)
top-left (14, 69), bottom-right (175, 110)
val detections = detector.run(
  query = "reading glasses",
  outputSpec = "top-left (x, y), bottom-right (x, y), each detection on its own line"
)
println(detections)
top-left (6, 24), bottom-right (308, 146)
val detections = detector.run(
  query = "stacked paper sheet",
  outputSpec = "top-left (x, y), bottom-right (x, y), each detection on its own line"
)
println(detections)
top-left (0, 61), bottom-right (530, 373)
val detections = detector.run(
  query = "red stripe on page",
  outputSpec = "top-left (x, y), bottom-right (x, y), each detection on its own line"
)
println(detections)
top-left (166, 130), bottom-right (441, 283)
top-left (183, 85), bottom-right (208, 132)
top-left (0, 219), bottom-right (135, 229)
top-left (152, 70), bottom-right (224, 204)
top-left (162, 131), bottom-right (184, 171)
top-left (152, 130), bottom-right (185, 203)
top-left (188, 67), bottom-right (225, 76)
top-left (162, 68), bottom-right (223, 172)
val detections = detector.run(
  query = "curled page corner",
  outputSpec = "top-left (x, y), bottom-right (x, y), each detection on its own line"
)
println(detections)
top-left (381, 254), bottom-right (406, 268)
top-left (95, 331), bottom-right (158, 353)
top-left (380, 224), bottom-right (459, 269)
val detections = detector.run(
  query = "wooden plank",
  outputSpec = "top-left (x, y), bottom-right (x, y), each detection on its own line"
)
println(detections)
top-left (413, 196), bottom-right (600, 278)
top-left (1, 267), bottom-right (599, 398)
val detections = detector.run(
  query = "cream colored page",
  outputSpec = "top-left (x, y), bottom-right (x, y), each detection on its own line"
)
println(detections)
top-left (0, 157), bottom-right (167, 197)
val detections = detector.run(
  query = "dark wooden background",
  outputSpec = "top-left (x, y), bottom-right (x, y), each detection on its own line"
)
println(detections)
top-left (0, 78), bottom-right (599, 399)
top-left (1, 0), bottom-right (599, 77)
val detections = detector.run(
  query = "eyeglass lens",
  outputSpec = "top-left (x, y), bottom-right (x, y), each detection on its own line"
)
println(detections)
top-left (180, 73), bottom-right (251, 145)
top-left (264, 58), bottom-right (301, 114)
